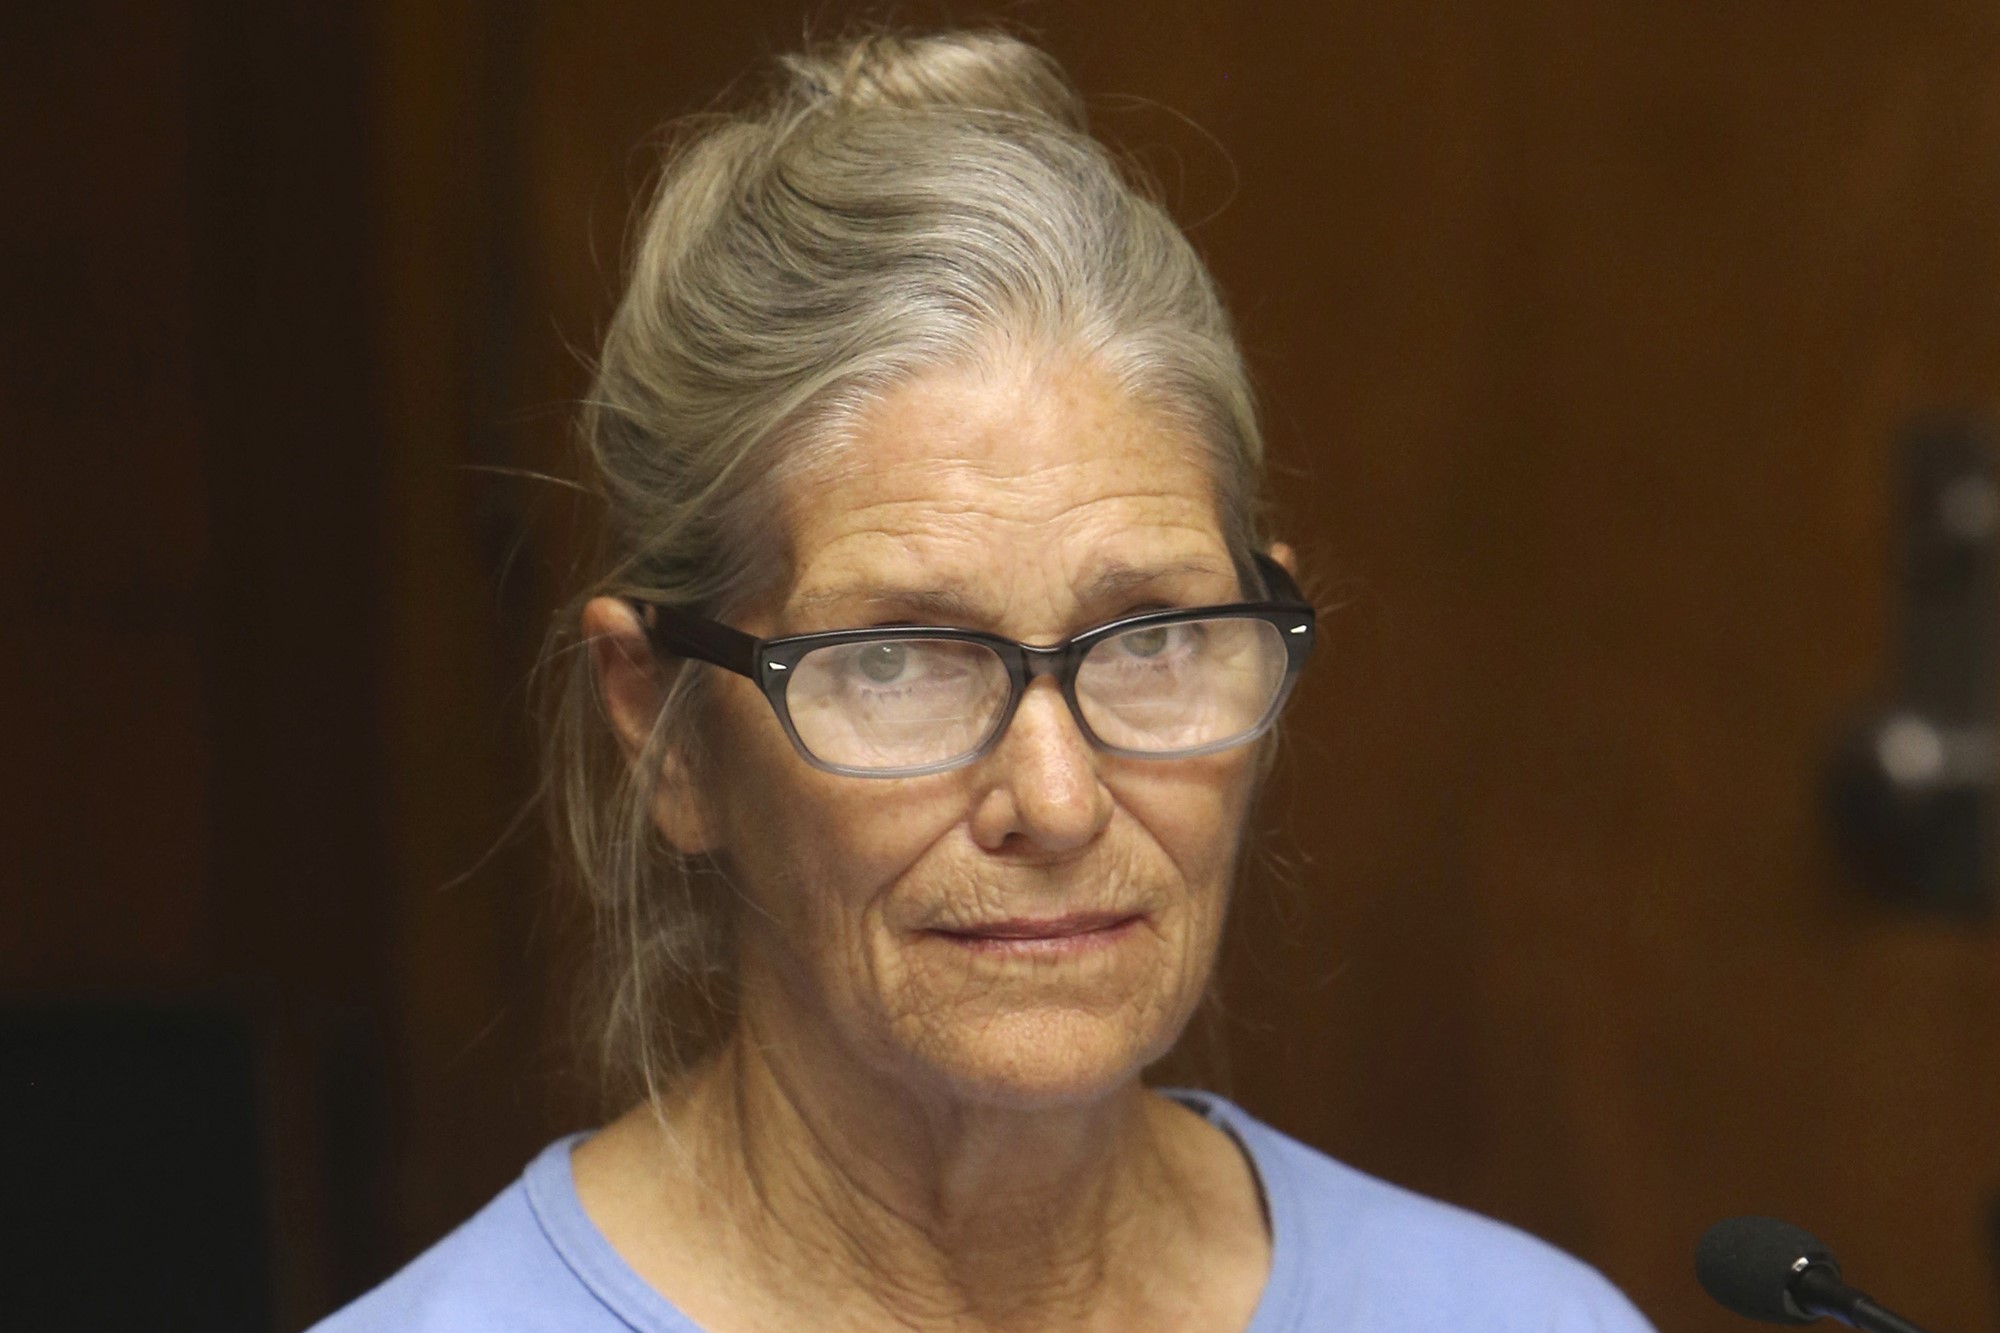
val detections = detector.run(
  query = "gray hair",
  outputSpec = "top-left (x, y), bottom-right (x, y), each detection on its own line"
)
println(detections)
top-left (546, 28), bottom-right (1270, 1109)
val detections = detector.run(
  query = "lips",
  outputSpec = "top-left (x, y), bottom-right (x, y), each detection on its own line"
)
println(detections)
top-left (924, 908), bottom-right (1144, 948)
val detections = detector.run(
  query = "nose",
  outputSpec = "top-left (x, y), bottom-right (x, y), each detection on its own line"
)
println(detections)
top-left (967, 678), bottom-right (1112, 855)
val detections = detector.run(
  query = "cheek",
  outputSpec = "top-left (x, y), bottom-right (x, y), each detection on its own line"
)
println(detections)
top-left (700, 681), bottom-right (954, 953)
top-left (1107, 757), bottom-right (1256, 998)
top-left (1110, 751), bottom-right (1258, 898)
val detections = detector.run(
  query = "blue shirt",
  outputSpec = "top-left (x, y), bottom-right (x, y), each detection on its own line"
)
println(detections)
top-left (312, 1090), bottom-right (1656, 1331)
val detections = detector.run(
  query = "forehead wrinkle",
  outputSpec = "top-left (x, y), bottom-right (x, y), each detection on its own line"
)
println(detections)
top-left (793, 466), bottom-right (1207, 532)
top-left (789, 493), bottom-right (1231, 593)
top-left (782, 550), bottom-right (1238, 638)
top-left (791, 483), bottom-right (1224, 557)
top-left (786, 580), bottom-right (988, 627)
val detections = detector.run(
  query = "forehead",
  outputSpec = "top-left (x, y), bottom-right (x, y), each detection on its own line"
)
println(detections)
top-left (773, 357), bottom-right (1232, 623)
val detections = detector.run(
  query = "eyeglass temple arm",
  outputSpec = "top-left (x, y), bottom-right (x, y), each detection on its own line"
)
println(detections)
top-left (631, 601), bottom-right (761, 679)
top-left (1252, 550), bottom-right (1308, 606)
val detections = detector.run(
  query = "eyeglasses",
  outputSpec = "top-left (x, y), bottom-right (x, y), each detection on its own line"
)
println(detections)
top-left (630, 552), bottom-right (1315, 778)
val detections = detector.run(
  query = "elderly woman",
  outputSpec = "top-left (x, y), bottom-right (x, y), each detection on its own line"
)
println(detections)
top-left (319, 29), bottom-right (1654, 1333)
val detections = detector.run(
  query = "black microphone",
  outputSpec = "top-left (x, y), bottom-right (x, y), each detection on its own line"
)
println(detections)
top-left (1695, 1215), bottom-right (1938, 1333)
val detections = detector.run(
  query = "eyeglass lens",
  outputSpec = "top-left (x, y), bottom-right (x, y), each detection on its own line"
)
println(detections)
top-left (781, 617), bottom-right (1290, 772)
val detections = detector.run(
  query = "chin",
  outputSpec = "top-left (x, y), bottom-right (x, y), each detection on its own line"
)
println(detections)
top-left (902, 1003), bottom-right (1188, 1112)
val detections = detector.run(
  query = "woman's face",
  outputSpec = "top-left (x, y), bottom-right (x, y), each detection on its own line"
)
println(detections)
top-left (690, 355), bottom-right (1263, 1110)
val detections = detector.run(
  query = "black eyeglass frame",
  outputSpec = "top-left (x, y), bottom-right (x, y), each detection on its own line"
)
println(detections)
top-left (629, 551), bottom-right (1317, 778)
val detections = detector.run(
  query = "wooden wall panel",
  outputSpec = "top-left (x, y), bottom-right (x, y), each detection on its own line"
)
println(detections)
top-left (189, 0), bottom-right (399, 1320)
top-left (1186, 7), bottom-right (2000, 1329)
top-left (366, 0), bottom-right (570, 1258)
top-left (0, 1), bottom-right (212, 988)
top-left (4, 2), bottom-right (399, 1326)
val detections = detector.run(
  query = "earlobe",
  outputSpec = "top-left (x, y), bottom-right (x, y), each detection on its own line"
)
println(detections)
top-left (583, 596), bottom-right (719, 856)
top-left (650, 751), bottom-right (718, 857)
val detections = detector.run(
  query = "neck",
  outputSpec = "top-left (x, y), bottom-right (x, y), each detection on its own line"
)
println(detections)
top-left (675, 1017), bottom-right (1196, 1331)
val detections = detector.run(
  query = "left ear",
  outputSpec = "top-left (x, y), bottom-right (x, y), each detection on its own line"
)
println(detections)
top-left (1265, 541), bottom-right (1297, 577)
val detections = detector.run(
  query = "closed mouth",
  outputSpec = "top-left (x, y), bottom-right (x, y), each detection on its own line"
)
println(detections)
top-left (929, 912), bottom-right (1140, 941)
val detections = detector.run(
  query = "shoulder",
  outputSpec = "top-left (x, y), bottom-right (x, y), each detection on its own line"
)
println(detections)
top-left (1171, 1091), bottom-right (1657, 1333)
top-left (307, 1137), bottom-right (629, 1333)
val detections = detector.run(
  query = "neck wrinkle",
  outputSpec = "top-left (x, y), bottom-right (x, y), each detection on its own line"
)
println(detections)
top-left (685, 1019), bottom-right (1193, 1332)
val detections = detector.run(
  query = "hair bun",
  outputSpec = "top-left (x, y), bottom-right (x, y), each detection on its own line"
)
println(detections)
top-left (778, 30), bottom-right (1084, 129)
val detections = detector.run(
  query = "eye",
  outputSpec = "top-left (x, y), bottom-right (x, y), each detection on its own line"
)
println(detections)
top-left (1118, 626), bottom-right (1173, 658)
top-left (855, 641), bottom-right (909, 683)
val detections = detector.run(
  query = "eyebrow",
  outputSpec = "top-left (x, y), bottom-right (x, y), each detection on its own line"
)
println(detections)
top-left (784, 557), bottom-right (1236, 630)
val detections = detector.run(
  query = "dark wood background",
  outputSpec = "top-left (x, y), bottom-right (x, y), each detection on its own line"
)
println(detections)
top-left (5, 2), bottom-right (1997, 1329)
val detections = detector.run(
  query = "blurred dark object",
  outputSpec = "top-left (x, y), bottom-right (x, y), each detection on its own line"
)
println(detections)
top-left (1827, 418), bottom-right (1998, 917)
top-left (0, 1004), bottom-right (273, 1332)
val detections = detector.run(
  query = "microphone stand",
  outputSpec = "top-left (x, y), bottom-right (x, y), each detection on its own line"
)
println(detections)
top-left (1791, 1263), bottom-right (1937, 1333)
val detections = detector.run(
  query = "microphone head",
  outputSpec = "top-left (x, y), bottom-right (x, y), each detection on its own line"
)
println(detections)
top-left (1695, 1215), bottom-right (1840, 1325)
